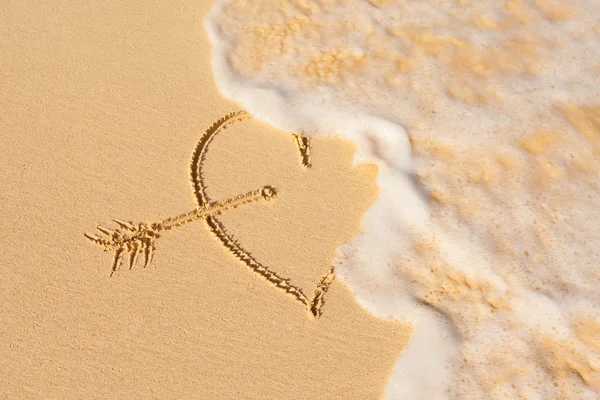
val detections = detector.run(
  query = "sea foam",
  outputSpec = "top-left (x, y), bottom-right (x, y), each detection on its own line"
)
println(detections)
top-left (206, 0), bottom-right (600, 398)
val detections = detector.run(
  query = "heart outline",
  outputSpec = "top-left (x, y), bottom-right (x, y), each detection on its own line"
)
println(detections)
top-left (190, 111), bottom-right (335, 318)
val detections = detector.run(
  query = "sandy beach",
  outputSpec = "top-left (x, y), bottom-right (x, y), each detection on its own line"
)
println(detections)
top-left (4, 0), bottom-right (600, 398)
top-left (0, 1), bottom-right (410, 398)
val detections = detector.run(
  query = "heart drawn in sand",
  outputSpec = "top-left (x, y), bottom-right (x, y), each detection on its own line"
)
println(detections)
top-left (191, 111), bottom-right (337, 317)
top-left (86, 111), bottom-right (376, 318)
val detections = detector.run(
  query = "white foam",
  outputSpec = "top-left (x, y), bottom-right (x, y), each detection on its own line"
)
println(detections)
top-left (206, 0), bottom-right (600, 398)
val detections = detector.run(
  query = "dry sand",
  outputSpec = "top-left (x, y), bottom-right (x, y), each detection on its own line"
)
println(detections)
top-left (0, 1), bottom-right (410, 398)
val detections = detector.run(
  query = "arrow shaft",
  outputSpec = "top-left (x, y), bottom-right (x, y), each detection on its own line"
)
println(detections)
top-left (158, 185), bottom-right (276, 232)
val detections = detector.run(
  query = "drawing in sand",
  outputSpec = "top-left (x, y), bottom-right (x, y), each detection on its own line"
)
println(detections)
top-left (86, 110), bottom-right (335, 318)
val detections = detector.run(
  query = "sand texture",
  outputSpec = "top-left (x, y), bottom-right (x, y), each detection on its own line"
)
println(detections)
top-left (0, 1), bottom-right (411, 399)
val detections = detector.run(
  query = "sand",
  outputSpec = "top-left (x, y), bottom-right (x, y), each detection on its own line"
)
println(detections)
top-left (0, 1), bottom-right (410, 398)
